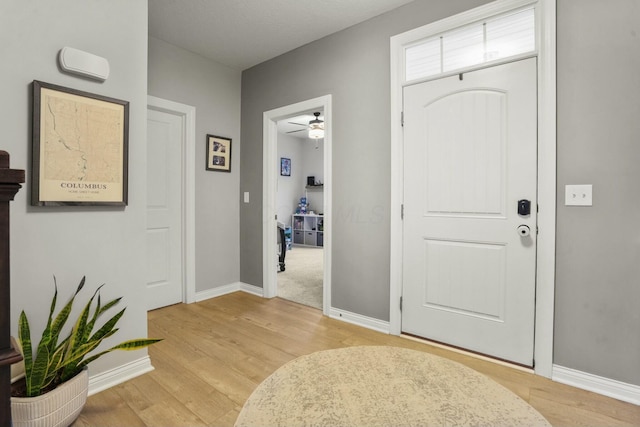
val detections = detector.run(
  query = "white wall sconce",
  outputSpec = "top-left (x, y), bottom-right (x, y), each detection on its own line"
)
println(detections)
top-left (58, 47), bottom-right (110, 81)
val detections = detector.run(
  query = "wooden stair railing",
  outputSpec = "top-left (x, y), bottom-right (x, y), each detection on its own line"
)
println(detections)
top-left (0, 151), bottom-right (25, 426)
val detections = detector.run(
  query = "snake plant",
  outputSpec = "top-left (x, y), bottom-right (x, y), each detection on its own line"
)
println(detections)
top-left (16, 276), bottom-right (162, 397)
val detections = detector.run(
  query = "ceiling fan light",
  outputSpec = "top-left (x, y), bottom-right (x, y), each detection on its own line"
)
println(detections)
top-left (309, 122), bottom-right (324, 139)
top-left (308, 112), bottom-right (324, 139)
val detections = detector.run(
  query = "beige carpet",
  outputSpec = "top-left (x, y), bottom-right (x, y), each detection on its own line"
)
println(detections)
top-left (235, 346), bottom-right (551, 427)
top-left (277, 246), bottom-right (323, 309)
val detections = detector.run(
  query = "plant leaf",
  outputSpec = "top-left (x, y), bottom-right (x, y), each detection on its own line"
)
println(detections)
top-left (108, 338), bottom-right (164, 352)
top-left (39, 346), bottom-right (64, 392)
top-left (88, 308), bottom-right (125, 343)
top-left (97, 297), bottom-right (122, 317)
top-left (85, 292), bottom-right (101, 339)
top-left (17, 311), bottom-right (33, 390)
top-left (66, 286), bottom-right (100, 357)
top-left (78, 338), bottom-right (163, 370)
top-left (27, 345), bottom-right (50, 397)
top-left (48, 276), bottom-right (85, 352)
top-left (85, 295), bottom-right (121, 341)
top-left (81, 285), bottom-right (105, 341)
top-left (45, 278), bottom-right (58, 333)
top-left (47, 342), bottom-right (67, 375)
top-left (60, 340), bottom-right (103, 381)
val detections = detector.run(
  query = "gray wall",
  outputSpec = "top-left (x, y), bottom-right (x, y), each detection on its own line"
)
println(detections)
top-left (148, 37), bottom-right (241, 292)
top-left (555, 0), bottom-right (640, 385)
top-left (240, 0), bottom-right (492, 321)
top-left (1, 0), bottom-right (150, 375)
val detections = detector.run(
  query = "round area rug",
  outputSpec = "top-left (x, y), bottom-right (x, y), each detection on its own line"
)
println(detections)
top-left (235, 346), bottom-right (550, 427)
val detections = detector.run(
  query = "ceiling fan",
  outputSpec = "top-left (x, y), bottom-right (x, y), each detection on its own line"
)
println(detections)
top-left (287, 112), bottom-right (324, 139)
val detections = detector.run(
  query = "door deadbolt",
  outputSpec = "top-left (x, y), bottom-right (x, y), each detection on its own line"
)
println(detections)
top-left (518, 199), bottom-right (531, 216)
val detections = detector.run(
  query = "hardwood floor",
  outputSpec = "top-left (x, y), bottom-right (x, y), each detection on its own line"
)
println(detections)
top-left (73, 292), bottom-right (640, 426)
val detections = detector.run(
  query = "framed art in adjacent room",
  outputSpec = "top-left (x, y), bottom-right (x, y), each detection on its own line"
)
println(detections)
top-left (31, 80), bottom-right (129, 206)
top-left (280, 157), bottom-right (291, 176)
top-left (206, 134), bottom-right (232, 172)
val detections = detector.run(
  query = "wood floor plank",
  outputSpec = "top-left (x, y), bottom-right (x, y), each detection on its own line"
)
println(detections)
top-left (188, 356), bottom-right (259, 406)
top-left (137, 402), bottom-right (209, 427)
top-left (73, 388), bottom-right (147, 426)
top-left (147, 344), bottom-right (239, 422)
top-left (530, 385), bottom-right (640, 426)
top-left (74, 292), bottom-right (640, 427)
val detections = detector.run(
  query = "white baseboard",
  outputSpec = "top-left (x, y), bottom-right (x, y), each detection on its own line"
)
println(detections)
top-left (88, 356), bottom-right (154, 396)
top-left (239, 282), bottom-right (264, 297)
top-left (194, 282), bottom-right (264, 302)
top-left (329, 308), bottom-right (390, 334)
top-left (194, 282), bottom-right (240, 302)
top-left (552, 364), bottom-right (640, 406)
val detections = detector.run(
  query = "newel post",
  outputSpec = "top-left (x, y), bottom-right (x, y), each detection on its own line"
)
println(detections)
top-left (0, 151), bottom-right (25, 426)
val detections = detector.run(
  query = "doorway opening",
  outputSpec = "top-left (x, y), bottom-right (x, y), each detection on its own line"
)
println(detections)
top-left (275, 111), bottom-right (325, 309)
top-left (262, 95), bottom-right (332, 315)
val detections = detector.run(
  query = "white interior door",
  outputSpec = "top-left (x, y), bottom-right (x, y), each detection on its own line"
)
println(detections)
top-left (401, 58), bottom-right (537, 366)
top-left (146, 108), bottom-right (183, 310)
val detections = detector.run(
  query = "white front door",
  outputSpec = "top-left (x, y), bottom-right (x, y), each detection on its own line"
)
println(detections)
top-left (401, 58), bottom-right (537, 366)
top-left (146, 108), bottom-right (183, 310)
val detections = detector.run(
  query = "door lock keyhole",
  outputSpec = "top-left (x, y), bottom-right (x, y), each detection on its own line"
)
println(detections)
top-left (518, 199), bottom-right (531, 216)
top-left (517, 225), bottom-right (530, 237)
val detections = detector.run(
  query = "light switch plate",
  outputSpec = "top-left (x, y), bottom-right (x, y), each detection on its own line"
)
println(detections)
top-left (243, 192), bottom-right (250, 203)
top-left (565, 184), bottom-right (592, 206)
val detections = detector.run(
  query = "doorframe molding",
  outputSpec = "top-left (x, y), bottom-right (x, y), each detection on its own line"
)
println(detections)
top-left (147, 95), bottom-right (197, 304)
top-left (262, 95), bottom-right (332, 315)
top-left (389, 0), bottom-right (556, 377)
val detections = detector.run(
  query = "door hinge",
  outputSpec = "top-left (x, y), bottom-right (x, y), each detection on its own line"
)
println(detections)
top-left (400, 296), bottom-right (403, 311)
top-left (401, 204), bottom-right (404, 220)
top-left (401, 111), bottom-right (404, 127)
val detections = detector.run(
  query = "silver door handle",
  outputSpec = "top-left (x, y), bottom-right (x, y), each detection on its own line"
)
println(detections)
top-left (517, 225), bottom-right (530, 237)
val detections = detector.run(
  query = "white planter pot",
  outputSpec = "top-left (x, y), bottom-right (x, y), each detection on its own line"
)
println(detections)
top-left (11, 368), bottom-right (89, 427)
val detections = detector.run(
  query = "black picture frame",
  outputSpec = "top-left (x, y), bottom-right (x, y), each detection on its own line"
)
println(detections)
top-left (280, 157), bottom-right (291, 176)
top-left (206, 134), bottom-right (232, 172)
top-left (31, 80), bottom-right (129, 206)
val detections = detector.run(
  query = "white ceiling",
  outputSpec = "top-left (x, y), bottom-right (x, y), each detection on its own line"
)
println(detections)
top-left (148, 0), bottom-right (415, 70)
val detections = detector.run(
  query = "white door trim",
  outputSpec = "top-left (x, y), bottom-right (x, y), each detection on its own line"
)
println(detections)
top-left (389, 0), bottom-right (556, 377)
top-left (147, 95), bottom-right (197, 304)
top-left (262, 95), bottom-right (332, 315)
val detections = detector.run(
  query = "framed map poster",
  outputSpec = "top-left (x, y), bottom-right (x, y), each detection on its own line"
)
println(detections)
top-left (31, 80), bottom-right (129, 206)
top-left (206, 134), bottom-right (232, 172)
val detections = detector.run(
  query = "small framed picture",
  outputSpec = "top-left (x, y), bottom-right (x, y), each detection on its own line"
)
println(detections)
top-left (280, 157), bottom-right (291, 176)
top-left (206, 134), bottom-right (231, 172)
